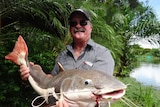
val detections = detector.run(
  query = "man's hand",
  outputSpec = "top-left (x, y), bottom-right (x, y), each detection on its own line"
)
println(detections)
top-left (20, 62), bottom-right (34, 80)
top-left (56, 98), bottom-right (69, 107)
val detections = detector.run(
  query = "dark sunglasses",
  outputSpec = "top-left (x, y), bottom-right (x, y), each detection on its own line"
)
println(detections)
top-left (69, 20), bottom-right (88, 27)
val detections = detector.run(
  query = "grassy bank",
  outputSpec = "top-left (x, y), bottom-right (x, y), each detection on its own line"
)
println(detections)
top-left (111, 77), bottom-right (160, 107)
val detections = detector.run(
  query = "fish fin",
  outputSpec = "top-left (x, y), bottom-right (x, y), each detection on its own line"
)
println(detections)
top-left (57, 62), bottom-right (65, 72)
top-left (5, 35), bottom-right (28, 65)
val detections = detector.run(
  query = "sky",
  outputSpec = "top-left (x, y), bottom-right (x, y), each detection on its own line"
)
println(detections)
top-left (138, 0), bottom-right (160, 21)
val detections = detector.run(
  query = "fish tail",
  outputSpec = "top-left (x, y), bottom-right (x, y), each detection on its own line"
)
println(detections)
top-left (5, 35), bottom-right (28, 66)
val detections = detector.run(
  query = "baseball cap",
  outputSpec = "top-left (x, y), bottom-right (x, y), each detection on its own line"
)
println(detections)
top-left (68, 9), bottom-right (91, 21)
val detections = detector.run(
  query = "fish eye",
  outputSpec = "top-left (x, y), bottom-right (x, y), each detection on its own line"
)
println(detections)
top-left (84, 79), bottom-right (92, 85)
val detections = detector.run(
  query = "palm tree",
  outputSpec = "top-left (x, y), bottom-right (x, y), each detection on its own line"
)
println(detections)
top-left (104, 0), bottom-right (160, 76)
top-left (1, 0), bottom-right (160, 106)
top-left (1, 0), bottom-right (72, 106)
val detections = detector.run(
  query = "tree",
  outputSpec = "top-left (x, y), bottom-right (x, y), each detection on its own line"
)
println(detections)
top-left (1, 0), bottom-right (71, 106)
top-left (104, 0), bottom-right (160, 76)
top-left (1, 0), bottom-right (160, 106)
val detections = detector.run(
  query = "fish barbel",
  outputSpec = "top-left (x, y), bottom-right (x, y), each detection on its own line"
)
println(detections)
top-left (5, 36), bottom-right (127, 107)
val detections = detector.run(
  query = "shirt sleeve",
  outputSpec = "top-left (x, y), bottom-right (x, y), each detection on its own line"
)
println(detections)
top-left (51, 54), bottom-right (61, 76)
top-left (92, 49), bottom-right (115, 75)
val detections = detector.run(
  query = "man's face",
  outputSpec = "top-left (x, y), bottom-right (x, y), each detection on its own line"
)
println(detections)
top-left (69, 13), bottom-right (92, 42)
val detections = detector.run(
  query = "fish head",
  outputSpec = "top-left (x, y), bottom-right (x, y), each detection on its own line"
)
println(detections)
top-left (58, 69), bottom-right (127, 106)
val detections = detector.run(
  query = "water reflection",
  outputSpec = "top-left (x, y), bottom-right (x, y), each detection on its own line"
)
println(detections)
top-left (130, 62), bottom-right (160, 89)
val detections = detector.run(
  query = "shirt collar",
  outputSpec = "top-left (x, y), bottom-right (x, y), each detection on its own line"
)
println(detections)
top-left (67, 38), bottom-right (95, 52)
top-left (87, 38), bottom-right (95, 47)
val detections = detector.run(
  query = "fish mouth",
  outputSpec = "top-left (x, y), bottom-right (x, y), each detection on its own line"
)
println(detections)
top-left (93, 89), bottom-right (126, 101)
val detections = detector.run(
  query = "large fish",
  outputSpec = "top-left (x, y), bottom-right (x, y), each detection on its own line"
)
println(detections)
top-left (5, 36), bottom-right (127, 107)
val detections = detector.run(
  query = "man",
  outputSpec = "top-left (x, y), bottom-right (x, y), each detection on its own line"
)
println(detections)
top-left (20, 9), bottom-right (115, 107)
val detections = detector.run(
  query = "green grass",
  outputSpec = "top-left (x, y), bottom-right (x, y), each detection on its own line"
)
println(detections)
top-left (111, 77), bottom-right (160, 107)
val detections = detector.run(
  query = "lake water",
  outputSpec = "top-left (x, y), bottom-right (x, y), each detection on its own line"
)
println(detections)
top-left (130, 62), bottom-right (160, 89)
